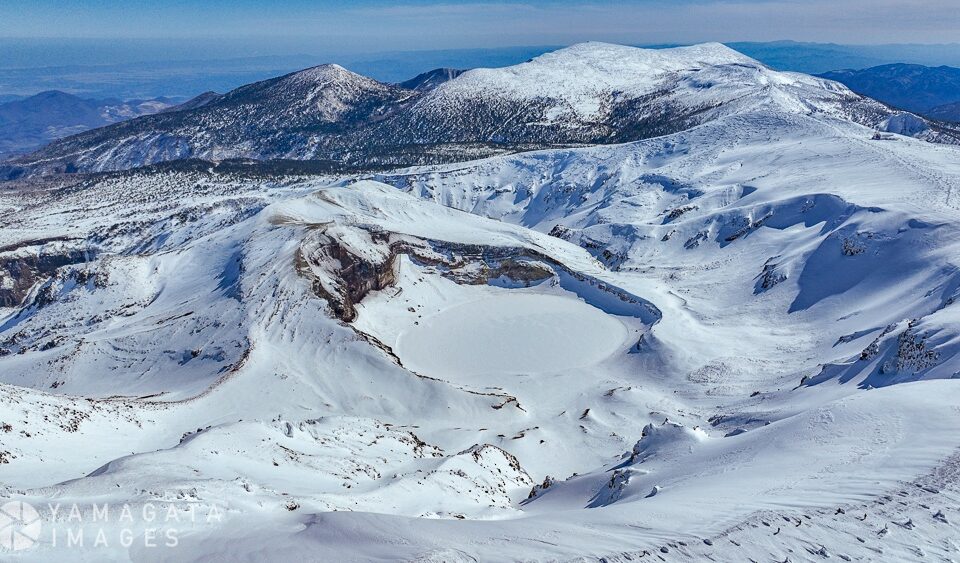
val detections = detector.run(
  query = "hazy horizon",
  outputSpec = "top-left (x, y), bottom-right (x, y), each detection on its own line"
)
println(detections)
top-left (3, 37), bottom-right (960, 102)
top-left (3, 1), bottom-right (960, 53)
top-left (3, 1), bottom-right (960, 101)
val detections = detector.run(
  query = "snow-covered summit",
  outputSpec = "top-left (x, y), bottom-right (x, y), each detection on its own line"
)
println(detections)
top-left (389, 40), bottom-right (898, 146)
top-left (432, 41), bottom-right (839, 119)
top-left (278, 63), bottom-right (389, 94)
top-left (218, 62), bottom-right (404, 124)
top-left (527, 40), bottom-right (759, 71)
top-left (447, 41), bottom-right (762, 97)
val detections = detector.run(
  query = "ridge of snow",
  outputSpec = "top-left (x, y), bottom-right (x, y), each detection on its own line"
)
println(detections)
top-left (425, 41), bottom-right (858, 123)
top-left (437, 41), bottom-right (761, 100)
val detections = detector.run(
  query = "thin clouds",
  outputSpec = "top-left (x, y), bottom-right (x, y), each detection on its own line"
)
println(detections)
top-left (340, 0), bottom-right (960, 46)
top-left (1, 0), bottom-right (958, 46)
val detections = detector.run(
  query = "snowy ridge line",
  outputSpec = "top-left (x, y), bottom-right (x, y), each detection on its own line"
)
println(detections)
top-left (4, 41), bottom-right (959, 180)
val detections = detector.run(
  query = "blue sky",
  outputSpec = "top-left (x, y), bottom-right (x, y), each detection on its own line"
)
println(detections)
top-left (2, 0), bottom-right (959, 51)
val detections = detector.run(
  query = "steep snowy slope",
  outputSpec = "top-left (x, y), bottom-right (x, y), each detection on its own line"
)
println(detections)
top-left (2, 44), bottom-right (960, 562)
top-left (4, 42), bottom-right (957, 179)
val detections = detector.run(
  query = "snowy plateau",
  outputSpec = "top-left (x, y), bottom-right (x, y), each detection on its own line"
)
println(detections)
top-left (1, 42), bottom-right (960, 561)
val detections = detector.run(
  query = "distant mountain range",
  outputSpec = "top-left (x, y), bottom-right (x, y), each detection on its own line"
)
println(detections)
top-left (7, 42), bottom-right (959, 180)
top-left (0, 90), bottom-right (182, 158)
top-left (819, 64), bottom-right (960, 121)
top-left (728, 41), bottom-right (960, 74)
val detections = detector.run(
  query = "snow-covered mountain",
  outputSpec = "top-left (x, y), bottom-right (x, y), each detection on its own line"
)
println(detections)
top-left (4, 42), bottom-right (958, 179)
top-left (2, 42), bottom-right (960, 561)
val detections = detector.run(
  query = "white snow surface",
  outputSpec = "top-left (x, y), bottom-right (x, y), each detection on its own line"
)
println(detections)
top-left (437, 42), bottom-right (760, 116)
top-left (1, 43), bottom-right (960, 562)
top-left (395, 293), bottom-right (628, 378)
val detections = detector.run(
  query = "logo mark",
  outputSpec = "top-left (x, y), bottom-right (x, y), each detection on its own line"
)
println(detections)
top-left (0, 501), bottom-right (41, 551)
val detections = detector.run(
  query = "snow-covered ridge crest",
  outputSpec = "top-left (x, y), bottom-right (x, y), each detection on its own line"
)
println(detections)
top-left (429, 40), bottom-right (861, 121)
top-left (445, 41), bottom-right (762, 98)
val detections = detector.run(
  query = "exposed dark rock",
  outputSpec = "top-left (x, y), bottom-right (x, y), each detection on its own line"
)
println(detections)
top-left (0, 244), bottom-right (93, 308)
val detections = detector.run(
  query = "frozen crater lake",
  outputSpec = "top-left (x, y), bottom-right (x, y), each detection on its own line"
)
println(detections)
top-left (395, 293), bottom-right (630, 378)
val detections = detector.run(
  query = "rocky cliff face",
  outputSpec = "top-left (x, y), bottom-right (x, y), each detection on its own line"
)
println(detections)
top-left (0, 239), bottom-right (92, 308)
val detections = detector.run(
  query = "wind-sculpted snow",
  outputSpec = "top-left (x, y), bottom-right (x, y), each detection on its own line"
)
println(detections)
top-left (2, 45), bottom-right (960, 561)
top-left (382, 108), bottom-right (960, 395)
